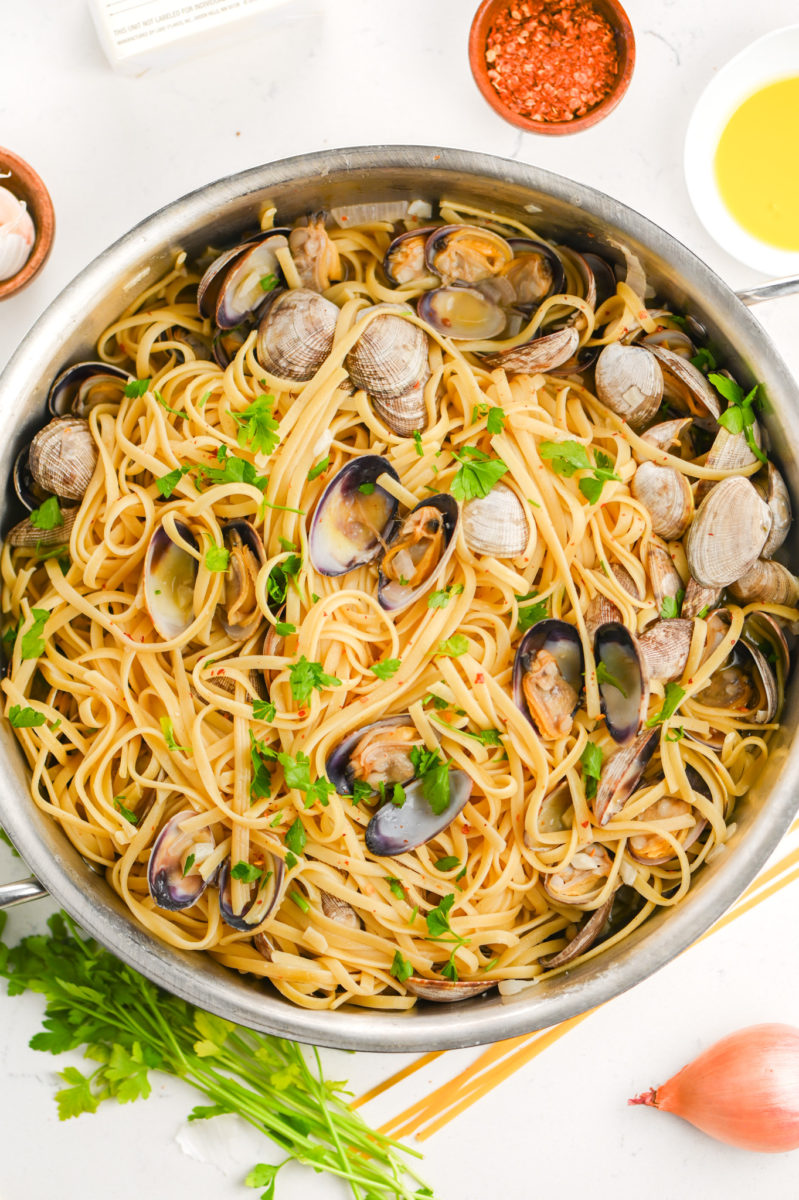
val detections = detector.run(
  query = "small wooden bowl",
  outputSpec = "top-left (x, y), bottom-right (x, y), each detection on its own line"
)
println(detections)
top-left (469, 0), bottom-right (636, 136)
top-left (0, 146), bottom-right (55, 300)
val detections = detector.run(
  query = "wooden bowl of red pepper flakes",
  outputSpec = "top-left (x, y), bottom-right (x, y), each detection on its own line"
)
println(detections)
top-left (469, 0), bottom-right (636, 134)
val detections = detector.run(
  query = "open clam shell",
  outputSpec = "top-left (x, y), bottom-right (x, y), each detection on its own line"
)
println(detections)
top-left (220, 520), bottom-right (266, 641)
top-left (628, 794), bottom-right (707, 866)
top-left (539, 895), bottom-right (615, 969)
top-left (640, 417), bottom-right (695, 458)
top-left (649, 345), bottom-right (721, 430)
top-left (309, 455), bottom-right (399, 577)
top-left (694, 608), bottom-right (780, 727)
top-left (513, 619), bottom-right (584, 739)
top-left (685, 476), bottom-right (772, 590)
top-left (404, 976), bottom-right (496, 1002)
top-left (47, 361), bottom-right (131, 417)
top-left (593, 727), bottom-right (660, 825)
top-left (144, 521), bottom-right (199, 640)
top-left (478, 326), bottom-right (579, 375)
top-left (383, 226), bottom-right (438, 286)
top-left (595, 342), bottom-right (663, 430)
top-left (462, 482), bottom-right (530, 558)
top-left (326, 715), bottom-right (419, 796)
top-left (417, 285), bottom-right (506, 340)
top-left (424, 224), bottom-right (512, 284)
top-left (148, 810), bottom-right (215, 911)
top-left (29, 417), bottom-right (98, 501)
top-left (13, 447), bottom-right (49, 511)
top-left (594, 622), bottom-right (649, 744)
top-left (215, 234), bottom-right (290, 327)
top-left (364, 768), bottom-right (472, 856)
top-left (256, 287), bottom-right (339, 382)
top-left (289, 213), bottom-right (341, 293)
top-left (377, 494), bottom-right (459, 612)
top-left (542, 843), bottom-right (614, 910)
top-left (218, 854), bottom-right (285, 932)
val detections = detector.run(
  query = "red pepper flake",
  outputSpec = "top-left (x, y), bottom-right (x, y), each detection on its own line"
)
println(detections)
top-left (485, 0), bottom-right (619, 123)
top-left (475, 673), bottom-right (484, 684)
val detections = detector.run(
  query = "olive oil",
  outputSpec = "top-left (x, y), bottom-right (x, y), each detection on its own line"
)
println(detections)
top-left (714, 76), bottom-right (799, 251)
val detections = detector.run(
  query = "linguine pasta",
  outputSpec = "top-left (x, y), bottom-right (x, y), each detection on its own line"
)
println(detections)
top-left (2, 200), bottom-right (795, 1011)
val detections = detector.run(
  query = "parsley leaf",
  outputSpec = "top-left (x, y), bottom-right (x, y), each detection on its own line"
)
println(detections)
top-left (413, 430), bottom-right (424, 457)
top-left (153, 390), bottom-right (186, 420)
top-left (358, 482), bottom-right (375, 495)
top-left (113, 797), bottom-right (139, 825)
top-left (307, 455), bottom-right (330, 481)
top-left (428, 583), bottom-right (464, 609)
top-left (437, 634), bottom-right (469, 657)
top-left (708, 373), bottom-right (767, 465)
top-left (20, 609), bottom-right (49, 660)
top-left (539, 440), bottom-right (591, 476)
top-left (596, 661), bottom-right (628, 697)
top-left (124, 377), bottom-right (151, 398)
top-left (660, 588), bottom-right (685, 620)
top-left (419, 760), bottom-right (450, 815)
top-left (690, 346), bottom-right (716, 373)
top-left (580, 741), bottom-right (603, 800)
top-left (385, 876), bottom-right (405, 900)
top-left (665, 726), bottom-right (685, 742)
top-left (259, 273), bottom-right (279, 292)
top-left (390, 783), bottom-right (406, 807)
top-left (160, 717), bottom-right (192, 755)
top-left (182, 853), bottom-right (196, 876)
top-left (426, 893), bottom-right (457, 939)
top-left (434, 856), bottom-right (459, 871)
top-left (515, 591), bottom-right (548, 632)
top-left (205, 544), bottom-right (230, 572)
top-left (369, 658), bottom-right (401, 681)
top-left (275, 622), bottom-right (295, 636)
top-left (288, 656), bottom-right (342, 705)
top-left (285, 818), bottom-right (306, 857)
top-left (252, 699), bottom-right (276, 722)
top-left (390, 951), bottom-right (413, 984)
top-left (196, 452), bottom-right (269, 492)
top-left (8, 705), bottom-right (47, 729)
top-left (350, 779), bottom-right (373, 807)
top-left (249, 732), bottom-right (275, 800)
top-left (646, 682), bottom-right (686, 727)
top-left (29, 496), bottom-right (63, 531)
top-left (450, 447), bottom-right (509, 502)
top-left (231, 861), bottom-right (262, 883)
top-left (156, 464), bottom-right (192, 498)
top-left (230, 394), bottom-right (280, 457)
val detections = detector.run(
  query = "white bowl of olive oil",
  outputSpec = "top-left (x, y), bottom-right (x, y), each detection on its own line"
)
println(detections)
top-left (685, 25), bottom-right (799, 275)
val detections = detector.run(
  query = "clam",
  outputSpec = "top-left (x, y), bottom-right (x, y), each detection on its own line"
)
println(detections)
top-left (685, 477), bottom-right (772, 590)
top-left (424, 224), bottom-right (512, 284)
top-left (320, 891), bottom-right (362, 930)
top-left (13, 447), bottom-right (49, 511)
top-left (478, 326), bottom-right (579, 375)
top-left (640, 417), bottom-right (695, 458)
top-left (308, 455), bottom-right (399, 577)
top-left (213, 322), bottom-right (253, 369)
top-left (29, 417), bottom-right (98, 501)
top-left (543, 843), bottom-right (614, 909)
top-left (346, 306), bottom-right (431, 434)
top-left (539, 895), bottom-right (615, 969)
top-left (758, 463), bottom-right (792, 558)
top-left (417, 285), bottom-right (506, 340)
top-left (256, 288), bottom-right (339, 381)
top-left (512, 619), bottom-right (584, 740)
top-left (383, 227), bottom-right (438, 285)
top-left (593, 727), bottom-right (660, 825)
top-left (525, 781), bottom-right (574, 847)
top-left (155, 326), bottom-right (213, 364)
top-left (365, 768), bottom-right (472, 856)
top-left (681, 576), bottom-right (721, 620)
top-left (631, 462), bottom-right (693, 539)
top-left (220, 521), bottom-right (266, 640)
top-left (289, 213), bottom-right (341, 292)
top-left (326, 715), bottom-right (422, 796)
top-left (378, 494), bottom-right (459, 613)
top-left (743, 611), bottom-right (791, 691)
top-left (404, 976), bottom-right (496, 1002)
top-left (47, 361), bottom-right (131, 417)
top-left (462, 482), bottom-right (530, 558)
top-left (649, 346), bottom-right (721, 430)
top-left (502, 238), bottom-right (566, 306)
top-left (147, 810), bottom-right (215, 911)
top-left (695, 609), bottom-right (779, 725)
top-left (197, 243), bottom-right (250, 318)
top-left (641, 328), bottom-right (697, 357)
top-left (646, 544), bottom-right (684, 611)
top-left (728, 560), bottom-right (799, 607)
top-left (217, 853), bottom-right (284, 931)
top-left (7, 506), bottom-right (78, 547)
top-left (637, 619), bottom-right (693, 683)
top-left (594, 342), bottom-right (663, 430)
top-left (144, 521), bottom-right (199, 639)
top-left (208, 232), bottom-right (290, 328)
top-left (628, 795), bottom-right (707, 866)
top-left (253, 931), bottom-right (276, 960)
top-left (594, 622), bottom-right (649, 744)
top-left (584, 590), bottom-right (623, 640)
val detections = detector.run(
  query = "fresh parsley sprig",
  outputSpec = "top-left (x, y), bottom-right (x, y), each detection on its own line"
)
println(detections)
top-left (450, 446), bottom-right (509, 502)
top-left (539, 440), bottom-right (621, 504)
top-left (709, 373), bottom-right (767, 465)
top-left (229, 394), bottom-right (280, 457)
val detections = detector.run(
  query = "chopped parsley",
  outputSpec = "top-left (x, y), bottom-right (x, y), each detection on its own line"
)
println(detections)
top-left (665, 726), bottom-right (685, 742)
top-left (515, 591), bottom-right (548, 633)
top-left (252, 698), bottom-right (276, 722)
top-left (434, 856), bottom-right (459, 872)
top-left (204, 544), bottom-right (230, 572)
top-left (266, 555), bottom-right (302, 610)
top-left (182, 853), bottom-right (196, 877)
top-left (8, 705), bottom-right (47, 729)
top-left (29, 497), bottom-right (63, 532)
top-left (538, 440), bottom-right (620, 504)
top-left (277, 751), bottom-right (335, 808)
top-left (275, 622), bottom-right (296, 636)
top-left (113, 797), bottom-right (139, 825)
top-left (369, 658), bottom-right (401, 681)
top-left (124, 377), bottom-right (151, 398)
top-left (709, 373), bottom-right (767, 465)
top-left (471, 403), bottom-right (506, 433)
top-left (307, 456), bottom-right (330, 481)
top-left (350, 779), bottom-right (373, 807)
top-left (358, 482), bottom-right (375, 495)
top-left (646, 683), bottom-right (686, 727)
top-left (229, 394), bottom-right (280, 457)
top-left (450, 446), bottom-right (509, 502)
top-left (390, 951), bottom-right (413, 983)
top-left (231, 861), bottom-right (262, 883)
top-left (423, 692), bottom-right (450, 710)
top-left (196, 449), bottom-right (268, 492)
top-left (580, 741), bottom-right (603, 800)
top-left (285, 818), bottom-right (306, 857)
top-left (428, 583), bottom-right (464, 609)
top-left (160, 717), bottom-right (192, 754)
top-left (696, 605), bottom-right (710, 620)
top-left (385, 876), bottom-right (405, 900)
top-left (278, 537), bottom-right (296, 552)
top-left (437, 634), bottom-right (469, 657)
top-left (290, 890), bottom-right (310, 913)
top-left (410, 746), bottom-right (451, 815)
top-left (596, 661), bottom-right (628, 697)
top-left (259, 273), bottom-right (279, 292)
top-left (390, 783), bottom-right (406, 807)
top-left (20, 609), bottom-right (49, 661)
top-left (412, 430), bottom-right (424, 457)
top-left (250, 731), bottom-right (276, 800)
top-left (690, 346), bottom-right (717, 374)
top-left (156, 464), bottom-right (192, 498)
top-left (660, 589), bottom-right (685, 620)
top-left (288, 656), bottom-right (342, 705)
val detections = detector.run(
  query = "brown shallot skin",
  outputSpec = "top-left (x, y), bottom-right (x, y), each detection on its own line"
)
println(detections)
top-left (630, 1023), bottom-right (799, 1153)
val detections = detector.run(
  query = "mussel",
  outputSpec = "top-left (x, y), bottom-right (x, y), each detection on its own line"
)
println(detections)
top-left (144, 521), bottom-right (199, 640)
top-left (218, 853), bottom-right (284, 931)
top-left (256, 288), bottom-right (339, 381)
top-left (594, 623), bottom-right (648, 744)
top-left (326, 716), bottom-right (422, 796)
top-left (462, 482), bottom-right (530, 558)
top-left (513, 620), bottom-right (584, 740)
top-left (365, 768), bottom-right (472, 857)
top-left (308, 455), bottom-right (399, 577)
top-left (424, 224), bottom-right (512, 284)
top-left (29, 417), bottom-right (98, 501)
top-left (148, 810), bottom-right (216, 911)
top-left (378, 494), bottom-right (459, 612)
top-left (47, 361), bottom-right (131, 417)
top-left (219, 521), bottom-right (266, 640)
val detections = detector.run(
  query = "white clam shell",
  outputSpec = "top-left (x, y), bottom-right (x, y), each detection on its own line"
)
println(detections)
top-left (462, 482), bottom-right (530, 558)
top-left (347, 306), bottom-right (430, 402)
top-left (631, 461), bottom-right (693, 539)
top-left (595, 342), bottom-right (663, 430)
top-left (685, 476), bottom-right (772, 589)
top-left (256, 288), bottom-right (338, 382)
top-left (29, 417), bottom-right (98, 501)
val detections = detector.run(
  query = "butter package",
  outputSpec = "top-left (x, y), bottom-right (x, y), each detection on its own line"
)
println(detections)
top-left (88, 0), bottom-right (312, 75)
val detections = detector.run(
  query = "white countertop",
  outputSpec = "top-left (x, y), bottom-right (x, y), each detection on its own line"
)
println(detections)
top-left (3, 1), bottom-right (799, 1196)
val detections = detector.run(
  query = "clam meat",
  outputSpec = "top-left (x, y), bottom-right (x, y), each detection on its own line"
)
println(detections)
top-left (543, 843), bottom-right (614, 909)
top-left (326, 716), bottom-right (423, 796)
top-left (288, 213), bottom-right (341, 292)
top-left (148, 810), bottom-right (215, 911)
top-left (424, 224), bottom-right (512, 284)
top-left (513, 619), bottom-right (584, 739)
top-left (378, 494), bottom-right (458, 612)
top-left (220, 521), bottom-right (266, 640)
top-left (383, 227), bottom-right (438, 286)
top-left (628, 796), bottom-right (706, 865)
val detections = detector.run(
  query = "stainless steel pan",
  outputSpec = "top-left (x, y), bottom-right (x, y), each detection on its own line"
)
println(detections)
top-left (1, 146), bottom-right (798, 1052)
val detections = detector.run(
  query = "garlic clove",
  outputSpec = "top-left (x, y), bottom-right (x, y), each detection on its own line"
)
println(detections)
top-left (0, 185), bottom-right (36, 282)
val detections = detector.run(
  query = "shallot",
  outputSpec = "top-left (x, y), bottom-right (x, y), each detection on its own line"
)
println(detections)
top-left (0, 184), bottom-right (35, 282)
top-left (630, 1023), bottom-right (799, 1152)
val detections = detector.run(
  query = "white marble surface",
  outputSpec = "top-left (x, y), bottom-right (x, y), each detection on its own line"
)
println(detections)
top-left (3, 1), bottom-right (799, 1196)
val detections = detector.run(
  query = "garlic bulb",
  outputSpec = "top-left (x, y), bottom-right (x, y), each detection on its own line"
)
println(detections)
top-left (0, 185), bottom-right (36, 282)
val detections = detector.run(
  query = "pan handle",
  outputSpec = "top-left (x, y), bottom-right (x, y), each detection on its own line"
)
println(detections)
top-left (736, 276), bottom-right (799, 306)
top-left (0, 876), bottom-right (48, 909)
